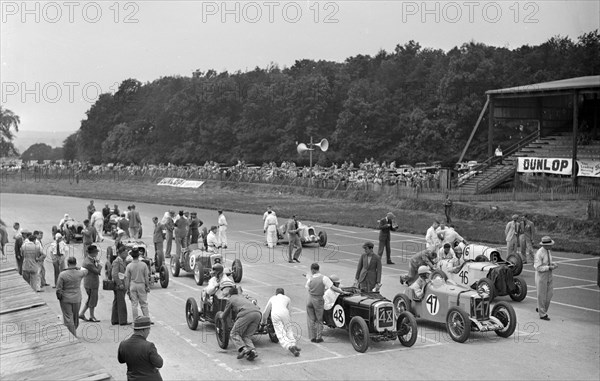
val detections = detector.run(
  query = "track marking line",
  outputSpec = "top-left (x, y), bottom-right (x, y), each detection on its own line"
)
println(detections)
top-left (552, 283), bottom-right (600, 292)
top-left (524, 296), bottom-right (599, 313)
top-left (314, 225), bottom-right (356, 234)
top-left (520, 268), bottom-right (598, 283)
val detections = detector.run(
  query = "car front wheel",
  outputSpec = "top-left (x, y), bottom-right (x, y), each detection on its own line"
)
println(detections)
top-left (446, 307), bottom-right (471, 343)
top-left (348, 316), bottom-right (370, 353)
top-left (492, 301), bottom-right (517, 338)
top-left (393, 293), bottom-right (412, 315)
top-left (159, 265), bottom-right (169, 288)
top-left (506, 254), bottom-right (523, 276)
top-left (215, 312), bottom-right (230, 349)
top-left (509, 276), bottom-right (527, 302)
top-left (171, 254), bottom-right (180, 277)
top-left (185, 298), bottom-right (199, 330)
top-left (397, 311), bottom-right (418, 347)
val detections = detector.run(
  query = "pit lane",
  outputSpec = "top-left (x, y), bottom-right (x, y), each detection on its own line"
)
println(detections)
top-left (1, 193), bottom-right (598, 380)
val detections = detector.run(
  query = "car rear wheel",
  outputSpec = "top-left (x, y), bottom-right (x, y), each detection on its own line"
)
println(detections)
top-left (431, 270), bottom-right (447, 281)
top-left (171, 254), bottom-right (180, 277)
top-left (232, 259), bottom-right (243, 283)
top-left (194, 262), bottom-right (204, 285)
top-left (509, 276), bottom-right (527, 302)
top-left (185, 298), bottom-right (199, 331)
top-left (393, 293), bottom-right (412, 315)
top-left (506, 254), bottom-right (523, 276)
top-left (476, 277), bottom-right (495, 301)
top-left (397, 311), bottom-right (418, 347)
top-left (318, 231), bottom-right (327, 247)
top-left (267, 316), bottom-right (279, 343)
top-left (348, 316), bottom-right (370, 353)
top-left (492, 301), bottom-right (517, 338)
top-left (215, 311), bottom-right (230, 349)
top-left (446, 307), bottom-right (471, 343)
top-left (159, 265), bottom-right (169, 288)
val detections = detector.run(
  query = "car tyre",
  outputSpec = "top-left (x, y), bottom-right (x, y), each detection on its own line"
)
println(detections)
top-left (509, 276), bottom-right (527, 302)
top-left (393, 293), bottom-right (412, 315)
top-left (215, 311), bottom-right (230, 349)
top-left (267, 316), bottom-right (279, 343)
top-left (492, 301), bottom-right (517, 338)
top-left (397, 311), bottom-right (418, 347)
top-left (159, 265), bottom-right (169, 288)
top-left (446, 307), bottom-right (471, 343)
top-left (506, 254), bottom-right (523, 276)
top-left (171, 254), bottom-right (180, 277)
top-left (430, 270), bottom-right (448, 281)
top-left (185, 297), bottom-right (199, 331)
top-left (318, 231), bottom-right (327, 247)
top-left (476, 277), bottom-right (495, 301)
top-left (194, 261), bottom-right (204, 285)
top-left (232, 259), bottom-right (243, 283)
top-left (348, 316), bottom-right (370, 353)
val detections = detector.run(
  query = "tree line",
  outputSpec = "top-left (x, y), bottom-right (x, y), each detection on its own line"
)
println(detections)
top-left (7, 31), bottom-right (600, 166)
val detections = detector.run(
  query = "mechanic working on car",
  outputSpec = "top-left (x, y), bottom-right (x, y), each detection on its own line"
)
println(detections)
top-left (438, 243), bottom-right (455, 260)
top-left (401, 249), bottom-right (437, 285)
top-left (260, 288), bottom-right (301, 357)
top-left (59, 214), bottom-right (73, 230)
top-left (446, 246), bottom-right (465, 273)
top-left (410, 266), bottom-right (431, 300)
top-left (221, 286), bottom-right (261, 361)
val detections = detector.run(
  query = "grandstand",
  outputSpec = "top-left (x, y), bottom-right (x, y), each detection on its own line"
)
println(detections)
top-left (458, 76), bottom-right (600, 194)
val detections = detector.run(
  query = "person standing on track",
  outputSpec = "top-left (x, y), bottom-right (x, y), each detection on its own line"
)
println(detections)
top-left (111, 247), bottom-right (130, 326)
top-left (263, 210), bottom-right (278, 249)
top-left (520, 215), bottom-right (535, 264)
top-left (377, 212), bottom-right (397, 264)
top-left (79, 245), bottom-right (102, 323)
top-left (354, 242), bottom-right (382, 292)
top-left (128, 204), bottom-right (142, 239)
top-left (152, 217), bottom-right (165, 269)
top-left (87, 200), bottom-right (96, 220)
top-left (188, 212), bottom-right (202, 246)
top-left (49, 233), bottom-right (67, 288)
top-left (90, 209), bottom-right (104, 242)
top-left (125, 248), bottom-right (150, 320)
top-left (174, 211), bottom-right (189, 258)
top-left (534, 236), bottom-right (558, 321)
top-left (304, 263), bottom-right (344, 343)
top-left (161, 210), bottom-right (175, 258)
top-left (286, 215), bottom-right (302, 263)
top-left (118, 316), bottom-right (164, 380)
top-left (56, 256), bottom-right (88, 336)
top-left (505, 214), bottom-right (520, 258)
top-left (425, 220), bottom-right (441, 252)
top-left (21, 233), bottom-right (43, 292)
top-left (217, 210), bottom-right (228, 249)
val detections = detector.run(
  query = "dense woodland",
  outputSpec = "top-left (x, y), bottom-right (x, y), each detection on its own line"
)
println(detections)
top-left (60, 31), bottom-right (599, 166)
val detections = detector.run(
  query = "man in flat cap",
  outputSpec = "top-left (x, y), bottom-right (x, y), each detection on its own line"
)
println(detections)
top-left (377, 212), bottom-right (398, 264)
top-left (354, 242), bottom-right (382, 292)
top-left (118, 316), bottom-right (163, 380)
top-left (505, 214), bottom-right (521, 258)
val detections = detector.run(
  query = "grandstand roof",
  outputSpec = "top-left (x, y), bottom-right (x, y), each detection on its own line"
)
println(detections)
top-left (486, 75), bottom-right (600, 95)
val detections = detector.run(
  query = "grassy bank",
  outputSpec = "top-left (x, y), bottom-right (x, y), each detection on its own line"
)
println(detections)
top-left (1, 177), bottom-right (598, 255)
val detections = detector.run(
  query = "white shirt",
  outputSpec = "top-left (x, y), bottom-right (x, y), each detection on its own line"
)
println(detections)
top-left (264, 214), bottom-right (278, 231)
top-left (425, 226), bottom-right (441, 250)
top-left (90, 210), bottom-right (103, 225)
top-left (324, 286), bottom-right (341, 310)
top-left (218, 214), bottom-right (227, 227)
top-left (264, 294), bottom-right (291, 317)
top-left (438, 247), bottom-right (456, 260)
top-left (207, 231), bottom-right (220, 252)
top-left (442, 228), bottom-right (464, 245)
top-left (263, 210), bottom-right (277, 221)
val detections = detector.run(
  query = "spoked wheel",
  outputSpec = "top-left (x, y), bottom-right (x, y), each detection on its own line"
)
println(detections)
top-left (215, 311), bottom-right (230, 349)
top-left (393, 293), bottom-right (411, 315)
top-left (476, 277), bottom-right (495, 301)
top-left (446, 307), bottom-right (471, 343)
top-left (267, 316), bottom-right (279, 343)
top-left (348, 316), bottom-right (370, 353)
top-left (171, 254), bottom-right (180, 277)
top-left (492, 301), bottom-right (517, 338)
top-left (396, 311), bottom-right (418, 347)
top-left (318, 231), bottom-right (328, 247)
top-left (159, 265), bottom-right (169, 288)
top-left (506, 254), bottom-right (523, 276)
top-left (185, 298), bottom-right (199, 330)
top-left (194, 262), bottom-right (204, 285)
top-left (509, 276), bottom-right (528, 302)
top-left (231, 259), bottom-right (243, 283)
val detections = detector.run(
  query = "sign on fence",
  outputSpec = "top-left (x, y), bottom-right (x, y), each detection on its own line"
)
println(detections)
top-left (157, 178), bottom-right (204, 188)
top-left (517, 157), bottom-right (572, 175)
top-left (577, 160), bottom-right (600, 178)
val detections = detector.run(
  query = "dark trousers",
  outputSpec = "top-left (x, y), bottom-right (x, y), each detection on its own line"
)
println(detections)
top-left (16, 254), bottom-right (23, 275)
top-left (445, 207), bottom-right (452, 223)
top-left (190, 229), bottom-right (199, 245)
top-left (288, 234), bottom-right (302, 261)
top-left (53, 258), bottom-right (65, 286)
top-left (111, 289), bottom-right (128, 325)
top-left (378, 237), bottom-right (391, 261)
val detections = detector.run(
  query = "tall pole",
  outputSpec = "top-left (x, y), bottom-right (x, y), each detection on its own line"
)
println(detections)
top-left (309, 136), bottom-right (313, 179)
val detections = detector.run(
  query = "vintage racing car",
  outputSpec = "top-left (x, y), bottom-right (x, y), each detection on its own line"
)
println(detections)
top-left (394, 278), bottom-right (517, 343)
top-left (277, 221), bottom-right (327, 247)
top-left (105, 239), bottom-right (169, 288)
top-left (185, 286), bottom-right (277, 349)
top-left (52, 220), bottom-right (84, 244)
top-left (433, 259), bottom-right (527, 302)
top-left (171, 244), bottom-right (243, 285)
top-left (456, 242), bottom-right (523, 276)
top-left (324, 287), bottom-right (418, 353)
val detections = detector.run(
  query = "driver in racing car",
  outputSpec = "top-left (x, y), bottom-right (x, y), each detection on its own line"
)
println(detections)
top-left (59, 214), bottom-right (73, 230)
top-left (445, 246), bottom-right (465, 274)
top-left (410, 266), bottom-right (431, 300)
top-left (206, 226), bottom-right (221, 253)
top-left (200, 264), bottom-right (234, 311)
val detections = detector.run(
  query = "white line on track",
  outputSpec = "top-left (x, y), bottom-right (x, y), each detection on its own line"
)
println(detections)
top-left (524, 295), bottom-right (599, 313)
top-left (552, 283), bottom-right (600, 292)
top-left (552, 256), bottom-right (598, 262)
top-left (314, 225), bottom-right (357, 234)
top-left (520, 268), bottom-right (597, 283)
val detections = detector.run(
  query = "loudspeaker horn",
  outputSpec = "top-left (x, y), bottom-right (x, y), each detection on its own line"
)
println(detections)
top-left (315, 138), bottom-right (329, 152)
top-left (297, 143), bottom-right (310, 154)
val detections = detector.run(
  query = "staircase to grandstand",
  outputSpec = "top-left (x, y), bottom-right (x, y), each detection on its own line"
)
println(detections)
top-left (458, 130), bottom-right (600, 194)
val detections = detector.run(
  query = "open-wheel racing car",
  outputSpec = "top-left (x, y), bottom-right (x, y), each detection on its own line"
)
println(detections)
top-left (171, 244), bottom-right (243, 285)
top-left (456, 242), bottom-right (523, 276)
top-left (433, 258), bottom-right (527, 302)
top-left (277, 221), bottom-right (327, 247)
top-left (52, 220), bottom-right (84, 244)
top-left (105, 239), bottom-right (169, 288)
top-left (185, 285), bottom-right (278, 349)
top-left (323, 287), bottom-right (418, 353)
top-left (393, 278), bottom-right (517, 343)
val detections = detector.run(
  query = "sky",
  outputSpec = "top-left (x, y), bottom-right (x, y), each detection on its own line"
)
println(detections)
top-left (1, 0), bottom-right (599, 136)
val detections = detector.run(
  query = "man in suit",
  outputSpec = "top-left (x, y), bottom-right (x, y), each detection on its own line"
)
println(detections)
top-left (111, 247), bottom-right (129, 326)
top-left (79, 245), bottom-right (102, 322)
top-left (286, 215), bottom-right (302, 263)
top-left (354, 242), bottom-right (382, 292)
top-left (377, 212), bottom-right (397, 264)
top-left (128, 204), bottom-right (142, 239)
top-left (118, 316), bottom-right (163, 380)
top-left (534, 236), bottom-right (558, 321)
top-left (505, 214), bottom-right (520, 258)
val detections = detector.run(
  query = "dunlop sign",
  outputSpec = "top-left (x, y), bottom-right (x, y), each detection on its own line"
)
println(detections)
top-left (517, 157), bottom-right (572, 175)
top-left (157, 178), bottom-right (205, 188)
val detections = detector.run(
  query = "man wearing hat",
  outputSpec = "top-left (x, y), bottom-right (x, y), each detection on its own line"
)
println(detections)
top-left (377, 212), bottom-right (398, 264)
top-left (505, 214), bottom-right (521, 258)
top-left (201, 263), bottom-right (233, 312)
top-left (118, 316), bottom-right (164, 380)
top-left (286, 215), bottom-right (302, 263)
top-left (401, 249), bottom-right (437, 285)
top-left (354, 242), bottom-right (382, 292)
top-left (21, 233), bottom-right (44, 292)
top-left (79, 245), bottom-right (102, 322)
top-left (410, 266), bottom-right (431, 300)
top-left (160, 210), bottom-right (175, 258)
top-left (125, 247), bottom-right (150, 320)
top-left (188, 212), bottom-right (202, 246)
top-left (534, 236), bottom-right (558, 321)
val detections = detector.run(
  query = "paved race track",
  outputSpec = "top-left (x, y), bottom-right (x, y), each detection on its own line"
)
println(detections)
top-left (1, 193), bottom-right (599, 380)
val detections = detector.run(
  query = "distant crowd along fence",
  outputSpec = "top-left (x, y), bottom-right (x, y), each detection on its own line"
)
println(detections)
top-left (2, 166), bottom-right (599, 203)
